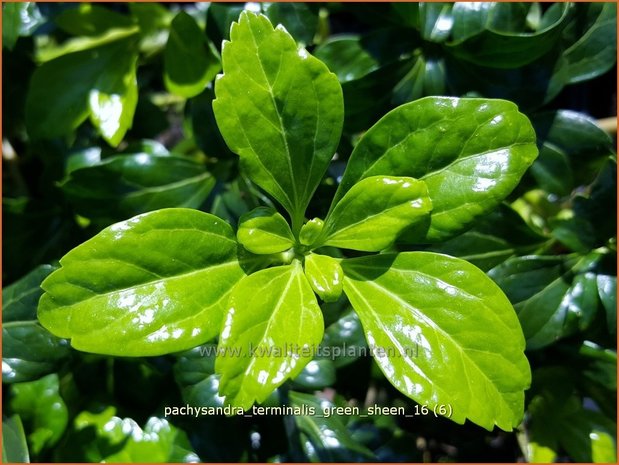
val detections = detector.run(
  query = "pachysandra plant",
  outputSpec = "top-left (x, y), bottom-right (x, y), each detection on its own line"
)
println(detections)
top-left (38, 12), bottom-right (539, 431)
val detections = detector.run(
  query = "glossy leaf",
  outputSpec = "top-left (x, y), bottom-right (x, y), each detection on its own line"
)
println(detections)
top-left (288, 391), bottom-right (376, 462)
top-left (216, 262), bottom-right (323, 410)
top-left (562, 3), bottom-right (617, 83)
top-left (263, 2), bottom-right (318, 45)
top-left (9, 374), bottom-right (68, 456)
top-left (319, 309), bottom-right (367, 368)
top-left (55, 4), bottom-right (133, 36)
top-left (2, 2), bottom-right (44, 50)
top-left (56, 407), bottom-right (195, 462)
top-left (418, 2), bottom-right (453, 43)
top-left (291, 359), bottom-right (336, 390)
top-left (342, 252), bottom-right (530, 431)
top-left (26, 37), bottom-right (139, 146)
top-left (213, 12), bottom-right (344, 231)
top-left (299, 218), bottom-right (324, 247)
top-left (2, 416), bottom-right (30, 463)
top-left (597, 275), bottom-right (617, 334)
top-left (174, 345), bottom-right (224, 407)
top-left (164, 12), bottom-right (221, 98)
top-left (323, 176), bottom-right (431, 251)
top-left (448, 3), bottom-right (570, 68)
top-left (426, 204), bottom-right (547, 271)
top-left (488, 254), bottom-right (603, 350)
top-left (313, 35), bottom-right (379, 83)
top-left (335, 97), bottom-right (538, 242)
top-left (38, 209), bottom-right (246, 356)
top-left (60, 154), bottom-right (215, 222)
top-left (237, 207), bottom-right (295, 255)
top-left (304, 253), bottom-right (343, 303)
top-left (3, 265), bottom-right (71, 384)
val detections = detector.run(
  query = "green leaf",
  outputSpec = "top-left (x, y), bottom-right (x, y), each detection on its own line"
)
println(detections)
top-left (304, 253), bottom-right (343, 303)
top-left (237, 207), bottom-right (295, 255)
top-left (2, 2), bottom-right (44, 50)
top-left (418, 2), bottom-right (453, 43)
top-left (190, 87), bottom-right (234, 159)
top-left (2, 416), bottom-right (30, 463)
top-left (38, 208), bottom-right (247, 356)
top-left (9, 374), bottom-right (69, 456)
top-left (288, 391), bottom-right (377, 462)
top-left (561, 3), bottom-right (617, 83)
top-left (335, 97), bottom-right (538, 242)
top-left (426, 204), bottom-right (547, 271)
top-left (3, 265), bottom-right (71, 384)
top-left (448, 3), bottom-right (570, 68)
top-left (216, 262), bottom-right (323, 410)
top-left (291, 359), bottom-right (336, 389)
top-left (597, 275), bottom-right (617, 334)
top-left (313, 35), bottom-right (379, 83)
top-left (263, 2), bottom-right (318, 45)
top-left (319, 309), bottom-right (367, 368)
top-left (164, 11), bottom-right (221, 98)
top-left (342, 252), bottom-right (530, 431)
top-left (26, 37), bottom-right (139, 146)
top-left (323, 176), bottom-right (431, 251)
top-left (174, 345), bottom-right (224, 407)
top-left (488, 254), bottom-right (603, 350)
top-left (213, 12), bottom-right (344, 232)
top-left (56, 407), bottom-right (195, 462)
top-left (60, 154), bottom-right (215, 222)
top-left (55, 4), bottom-right (133, 36)
top-left (299, 218), bottom-right (324, 247)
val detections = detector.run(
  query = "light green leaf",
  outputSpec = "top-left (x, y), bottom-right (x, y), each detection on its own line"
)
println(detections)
top-left (9, 374), bottom-right (69, 456)
top-left (299, 218), bottom-right (324, 247)
top-left (26, 37), bottom-right (139, 146)
top-left (60, 154), bottom-right (215, 222)
top-left (2, 416), bottom-right (30, 463)
top-left (342, 252), bottom-right (530, 431)
top-left (213, 12), bottom-right (344, 232)
top-left (288, 391), bottom-right (376, 462)
top-left (2, 265), bottom-right (71, 384)
top-left (335, 97), bottom-right (538, 242)
top-left (323, 176), bottom-right (431, 251)
top-left (216, 262), bottom-right (323, 410)
top-left (164, 11), bottom-right (221, 98)
top-left (38, 209), bottom-right (247, 356)
top-left (55, 3), bottom-right (133, 36)
top-left (488, 254), bottom-right (603, 350)
top-left (304, 253), bottom-right (343, 303)
top-left (237, 206), bottom-right (295, 255)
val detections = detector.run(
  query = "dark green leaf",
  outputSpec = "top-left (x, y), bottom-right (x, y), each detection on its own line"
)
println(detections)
top-left (9, 374), bottom-right (69, 455)
top-left (2, 2), bottom-right (44, 50)
top-left (288, 391), bottom-right (376, 462)
top-left (319, 309), bottom-right (367, 368)
top-left (418, 2), bottom-right (453, 43)
top-left (597, 275), bottom-right (617, 334)
top-left (313, 35), bottom-right (379, 83)
top-left (3, 265), bottom-right (71, 384)
top-left (448, 3), bottom-right (570, 68)
top-left (55, 4), bottom-right (133, 36)
top-left (488, 254), bottom-right (603, 350)
top-left (562, 3), bottom-right (617, 83)
top-left (263, 2), bottom-right (318, 45)
top-left (323, 176), bottom-right (432, 251)
top-left (2, 416), bottom-right (30, 463)
top-left (26, 37), bottom-right (139, 146)
top-left (336, 97), bottom-right (538, 242)
top-left (342, 252), bottom-right (530, 431)
top-left (291, 359), bottom-right (336, 389)
top-left (38, 209), bottom-right (247, 356)
top-left (60, 154), bottom-right (215, 222)
top-left (174, 345), bottom-right (224, 407)
top-left (190, 87), bottom-right (234, 159)
top-left (426, 204), bottom-right (546, 271)
top-left (213, 12), bottom-right (343, 232)
top-left (237, 206), bottom-right (295, 255)
top-left (216, 262), bottom-right (323, 410)
top-left (164, 11), bottom-right (221, 98)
